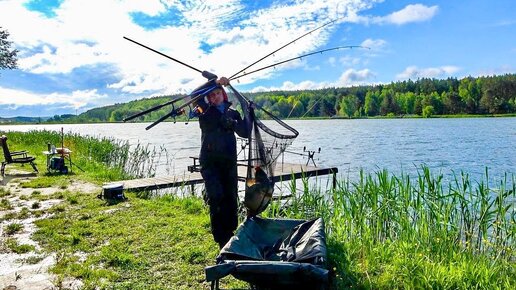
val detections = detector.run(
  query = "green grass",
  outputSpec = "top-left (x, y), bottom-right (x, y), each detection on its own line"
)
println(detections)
top-left (18, 255), bottom-right (46, 264)
top-left (0, 212), bottom-right (17, 222)
top-left (32, 191), bottom-right (246, 289)
top-left (4, 223), bottom-right (24, 235)
top-left (3, 130), bottom-right (514, 289)
top-left (0, 130), bottom-right (168, 184)
top-left (3, 238), bottom-right (36, 254)
top-left (1, 198), bottom-right (13, 210)
top-left (262, 168), bottom-right (516, 289)
top-left (28, 168), bottom-right (515, 289)
top-left (21, 175), bottom-right (71, 188)
top-left (0, 186), bottom-right (12, 197)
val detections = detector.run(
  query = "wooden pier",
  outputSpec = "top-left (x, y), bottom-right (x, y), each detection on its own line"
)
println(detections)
top-left (106, 163), bottom-right (338, 192)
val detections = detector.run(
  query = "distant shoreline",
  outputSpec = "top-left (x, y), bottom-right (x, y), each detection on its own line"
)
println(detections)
top-left (1, 113), bottom-right (515, 126)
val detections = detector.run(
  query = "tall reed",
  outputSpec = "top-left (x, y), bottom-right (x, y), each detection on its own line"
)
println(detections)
top-left (0, 130), bottom-right (168, 180)
top-left (263, 166), bottom-right (515, 288)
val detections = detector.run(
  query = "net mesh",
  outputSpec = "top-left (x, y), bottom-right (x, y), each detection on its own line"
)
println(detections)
top-left (226, 85), bottom-right (299, 215)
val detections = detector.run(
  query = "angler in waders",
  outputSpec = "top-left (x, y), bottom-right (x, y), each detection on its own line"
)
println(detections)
top-left (198, 77), bottom-right (250, 249)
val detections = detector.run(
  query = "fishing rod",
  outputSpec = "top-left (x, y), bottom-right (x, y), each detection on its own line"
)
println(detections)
top-left (228, 17), bottom-right (344, 80)
top-left (122, 94), bottom-right (190, 122)
top-left (123, 36), bottom-right (217, 80)
top-left (144, 88), bottom-right (213, 130)
top-left (230, 45), bottom-right (367, 81)
top-left (131, 81), bottom-right (218, 130)
top-left (122, 20), bottom-right (358, 128)
top-left (122, 77), bottom-right (220, 123)
top-left (122, 37), bottom-right (221, 128)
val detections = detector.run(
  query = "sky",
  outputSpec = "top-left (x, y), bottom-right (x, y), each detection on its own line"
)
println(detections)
top-left (0, 0), bottom-right (515, 117)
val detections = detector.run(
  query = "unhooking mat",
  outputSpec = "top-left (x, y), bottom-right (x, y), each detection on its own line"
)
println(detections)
top-left (205, 216), bottom-right (328, 289)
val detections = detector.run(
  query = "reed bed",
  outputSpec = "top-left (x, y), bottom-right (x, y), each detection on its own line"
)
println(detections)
top-left (263, 167), bottom-right (515, 288)
top-left (0, 130), bottom-right (168, 180)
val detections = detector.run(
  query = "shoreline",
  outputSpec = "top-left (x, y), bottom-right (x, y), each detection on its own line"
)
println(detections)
top-left (1, 113), bottom-right (515, 126)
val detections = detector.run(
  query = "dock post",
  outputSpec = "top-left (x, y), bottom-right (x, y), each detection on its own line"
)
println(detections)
top-left (332, 171), bottom-right (337, 190)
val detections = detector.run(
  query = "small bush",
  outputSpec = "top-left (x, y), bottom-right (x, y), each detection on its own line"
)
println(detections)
top-left (423, 105), bottom-right (435, 118)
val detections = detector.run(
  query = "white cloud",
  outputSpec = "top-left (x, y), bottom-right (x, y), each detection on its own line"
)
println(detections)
top-left (340, 56), bottom-right (363, 67)
top-left (489, 20), bottom-right (516, 27)
top-left (337, 68), bottom-right (375, 86)
top-left (0, 86), bottom-right (108, 109)
top-left (249, 80), bottom-right (330, 92)
top-left (361, 38), bottom-right (387, 50)
top-left (396, 66), bottom-right (460, 80)
top-left (347, 4), bottom-right (438, 26)
top-left (248, 68), bottom-right (376, 92)
top-left (473, 65), bottom-right (514, 77)
top-left (377, 4), bottom-right (438, 25)
top-left (328, 57), bottom-right (337, 66)
top-left (0, 0), bottom-right (376, 97)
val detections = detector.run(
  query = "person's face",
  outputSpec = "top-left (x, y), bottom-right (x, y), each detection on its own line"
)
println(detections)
top-left (208, 88), bottom-right (224, 106)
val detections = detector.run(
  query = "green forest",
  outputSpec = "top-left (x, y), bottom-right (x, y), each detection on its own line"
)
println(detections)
top-left (47, 73), bottom-right (516, 123)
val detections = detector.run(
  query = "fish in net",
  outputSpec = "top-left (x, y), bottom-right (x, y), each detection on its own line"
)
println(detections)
top-left (225, 85), bottom-right (299, 216)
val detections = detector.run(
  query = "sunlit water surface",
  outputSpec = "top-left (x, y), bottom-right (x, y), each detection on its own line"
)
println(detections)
top-left (1, 118), bottom-right (514, 186)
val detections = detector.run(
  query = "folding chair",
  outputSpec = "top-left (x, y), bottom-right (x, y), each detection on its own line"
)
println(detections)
top-left (1, 135), bottom-right (39, 176)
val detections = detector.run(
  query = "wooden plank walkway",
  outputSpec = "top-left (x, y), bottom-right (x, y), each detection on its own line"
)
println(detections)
top-left (106, 163), bottom-right (338, 192)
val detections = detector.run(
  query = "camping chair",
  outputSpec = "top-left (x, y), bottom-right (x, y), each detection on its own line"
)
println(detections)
top-left (1, 135), bottom-right (39, 176)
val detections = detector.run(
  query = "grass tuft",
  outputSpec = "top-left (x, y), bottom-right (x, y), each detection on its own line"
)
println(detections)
top-left (4, 238), bottom-right (35, 254)
top-left (4, 223), bottom-right (24, 235)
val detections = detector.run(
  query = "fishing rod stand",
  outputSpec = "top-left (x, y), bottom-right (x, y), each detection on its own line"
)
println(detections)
top-left (281, 146), bottom-right (321, 167)
top-left (303, 146), bottom-right (321, 167)
top-left (237, 138), bottom-right (249, 159)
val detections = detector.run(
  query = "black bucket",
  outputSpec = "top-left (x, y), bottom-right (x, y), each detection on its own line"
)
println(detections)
top-left (101, 183), bottom-right (125, 200)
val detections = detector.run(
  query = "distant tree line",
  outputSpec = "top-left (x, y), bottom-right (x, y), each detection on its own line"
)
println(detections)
top-left (48, 73), bottom-right (515, 123)
top-left (247, 73), bottom-right (516, 119)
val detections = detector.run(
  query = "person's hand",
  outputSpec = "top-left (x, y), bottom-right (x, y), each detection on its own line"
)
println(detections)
top-left (216, 77), bottom-right (230, 86)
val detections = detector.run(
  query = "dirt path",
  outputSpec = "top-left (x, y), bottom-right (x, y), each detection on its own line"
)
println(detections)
top-left (0, 171), bottom-right (100, 290)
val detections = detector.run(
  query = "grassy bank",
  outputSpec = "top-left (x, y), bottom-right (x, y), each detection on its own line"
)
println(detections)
top-left (0, 130), bottom-right (168, 183)
top-left (2, 131), bottom-right (515, 289)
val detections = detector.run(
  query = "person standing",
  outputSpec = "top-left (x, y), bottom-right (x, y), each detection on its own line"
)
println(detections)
top-left (198, 77), bottom-right (250, 248)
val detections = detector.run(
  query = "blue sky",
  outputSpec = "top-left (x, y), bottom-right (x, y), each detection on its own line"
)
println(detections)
top-left (0, 0), bottom-right (514, 117)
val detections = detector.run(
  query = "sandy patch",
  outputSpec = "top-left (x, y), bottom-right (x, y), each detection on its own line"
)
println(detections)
top-left (0, 170), bottom-right (99, 290)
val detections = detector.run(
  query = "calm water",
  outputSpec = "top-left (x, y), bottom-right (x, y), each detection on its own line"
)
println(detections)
top-left (1, 118), bottom-right (514, 183)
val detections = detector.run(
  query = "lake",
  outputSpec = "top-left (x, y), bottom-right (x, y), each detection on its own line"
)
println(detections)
top-left (1, 117), bottom-right (515, 184)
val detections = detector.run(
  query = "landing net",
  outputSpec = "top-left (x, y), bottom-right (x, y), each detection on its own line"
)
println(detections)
top-left (226, 85), bottom-right (299, 215)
